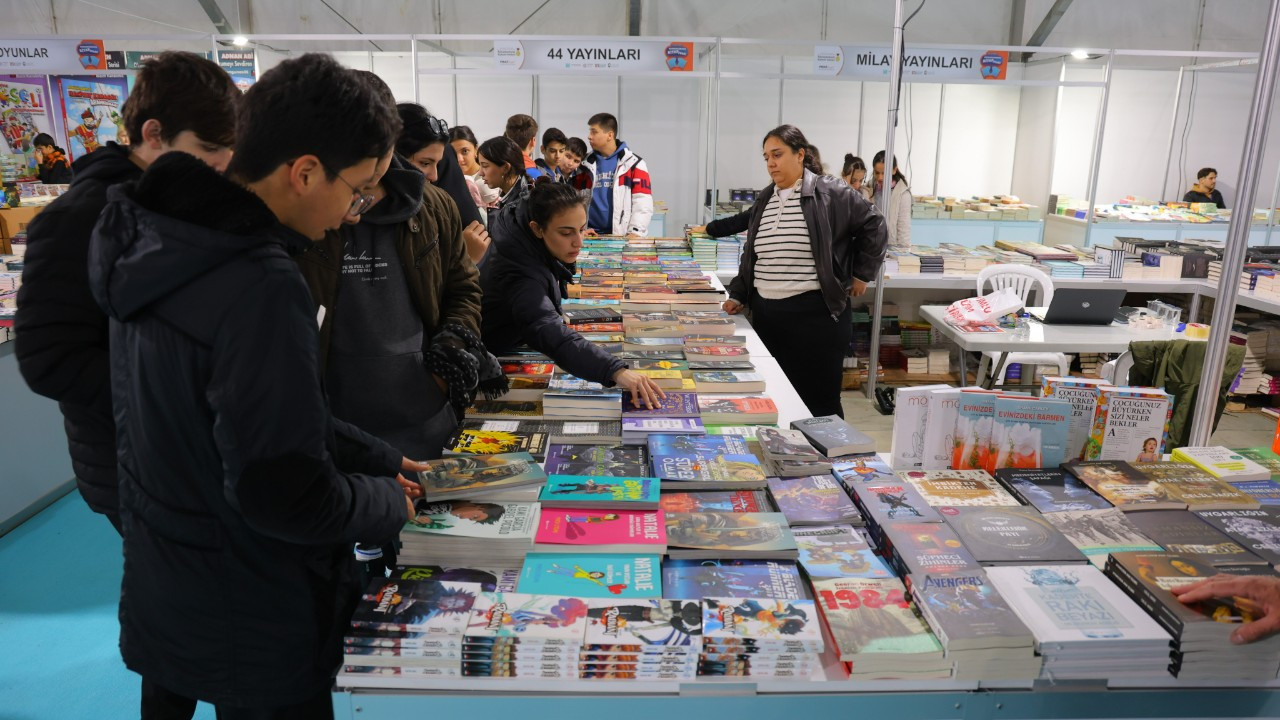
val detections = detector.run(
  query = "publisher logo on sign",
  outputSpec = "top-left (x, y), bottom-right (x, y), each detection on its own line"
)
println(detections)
top-left (494, 40), bottom-right (525, 69)
top-left (665, 42), bottom-right (693, 71)
top-left (980, 50), bottom-right (1007, 81)
top-left (77, 39), bottom-right (106, 70)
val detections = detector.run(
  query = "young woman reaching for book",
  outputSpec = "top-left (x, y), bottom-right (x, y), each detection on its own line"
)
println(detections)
top-left (481, 180), bottom-right (667, 409)
top-left (724, 124), bottom-right (887, 419)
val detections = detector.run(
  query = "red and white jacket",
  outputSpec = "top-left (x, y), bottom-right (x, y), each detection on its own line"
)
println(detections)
top-left (573, 143), bottom-right (654, 237)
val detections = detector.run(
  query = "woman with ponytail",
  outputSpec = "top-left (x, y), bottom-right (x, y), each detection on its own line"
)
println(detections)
top-left (723, 124), bottom-right (887, 419)
top-left (872, 150), bottom-right (912, 249)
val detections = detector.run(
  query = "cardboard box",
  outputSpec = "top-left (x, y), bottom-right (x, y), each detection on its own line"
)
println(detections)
top-left (0, 205), bottom-right (43, 239)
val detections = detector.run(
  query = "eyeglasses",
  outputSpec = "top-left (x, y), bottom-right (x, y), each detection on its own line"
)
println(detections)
top-left (322, 162), bottom-right (377, 216)
top-left (412, 114), bottom-right (449, 138)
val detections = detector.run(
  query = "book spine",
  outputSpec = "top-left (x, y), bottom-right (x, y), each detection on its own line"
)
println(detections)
top-left (1103, 556), bottom-right (1185, 642)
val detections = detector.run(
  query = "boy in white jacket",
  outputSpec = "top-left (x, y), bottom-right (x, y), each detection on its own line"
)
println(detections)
top-left (575, 112), bottom-right (654, 237)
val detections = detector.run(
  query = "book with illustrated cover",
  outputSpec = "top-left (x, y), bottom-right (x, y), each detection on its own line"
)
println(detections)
top-left (811, 577), bottom-right (943, 662)
top-left (634, 369), bottom-right (687, 389)
top-left (1123, 510), bottom-right (1263, 567)
top-left (621, 417), bottom-right (706, 445)
top-left (533, 508), bottom-right (667, 553)
top-left (1133, 462), bottom-right (1260, 510)
top-left (648, 434), bottom-right (767, 488)
top-left (913, 573), bottom-right (1035, 652)
top-left (658, 490), bottom-right (771, 514)
top-left (417, 452), bottom-right (546, 501)
top-left (516, 553), bottom-right (661, 599)
top-left (1231, 446), bottom-right (1280, 476)
top-left (921, 387), bottom-right (965, 470)
top-left (500, 362), bottom-right (555, 377)
top-left (952, 390), bottom-right (998, 470)
top-left (543, 444), bottom-right (649, 477)
top-left (701, 597), bottom-right (823, 651)
top-left (403, 501), bottom-right (538, 540)
top-left (789, 415), bottom-right (876, 457)
top-left (664, 512), bottom-right (797, 559)
top-left (584, 598), bottom-right (702, 648)
top-left (629, 359), bottom-right (690, 372)
top-left (757, 427), bottom-right (823, 459)
top-left (1193, 508), bottom-right (1280, 566)
top-left (899, 470), bottom-right (1020, 507)
top-left (942, 507), bottom-right (1087, 565)
top-left (992, 468), bottom-right (1110, 513)
top-left (696, 395), bottom-right (778, 425)
top-left (464, 592), bottom-right (591, 643)
top-left (571, 323), bottom-right (624, 334)
top-left (1041, 377), bottom-right (1107, 461)
top-left (766, 475), bottom-right (861, 526)
top-left (1062, 460), bottom-right (1181, 511)
top-left (495, 375), bottom-right (551, 401)
top-left (881, 521), bottom-right (981, 576)
top-left (466, 400), bottom-right (544, 420)
top-left (351, 579), bottom-right (484, 634)
top-left (446, 425), bottom-right (550, 457)
top-left (621, 390), bottom-right (700, 418)
top-left (389, 565), bottom-right (521, 593)
top-left (539, 475), bottom-right (660, 509)
top-left (890, 384), bottom-right (952, 469)
top-left (851, 483), bottom-right (943, 525)
top-left (661, 559), bottom-right (806, 600)
top-left (989, 395), bottom-right (1072, 472)
top-left (831, 455), bottom-right (897, 487)
top-left (1085, 387), bottom-right (1172, 462)
top-left (684, 345), bottom-right (751, 362)
top-left (1042, 508), bottom-right (1162, 567)
top-left (792, 525), bottom-right (893, 579)
top-left (1171, 446), bottom-right (1272, 482)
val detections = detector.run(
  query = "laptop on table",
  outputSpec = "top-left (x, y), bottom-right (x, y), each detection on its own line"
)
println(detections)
top-left (1028, 288), bottom-right (1127, 325)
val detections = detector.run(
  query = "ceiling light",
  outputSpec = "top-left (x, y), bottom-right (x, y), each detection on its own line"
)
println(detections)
top-left (1070, 49), bottom-right (1089, 60)
top-left (232, 35), bottom-right (249, 47)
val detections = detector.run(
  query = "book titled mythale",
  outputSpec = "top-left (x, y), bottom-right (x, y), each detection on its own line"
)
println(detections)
top-left (993, 468), bottom-right (1111, 513)
top-left (942, 506), bottom-right (1087, 565)
top-left (790, 415), bottom-right (876, 457)
top-left (516, 553), bottom-right (661, 599)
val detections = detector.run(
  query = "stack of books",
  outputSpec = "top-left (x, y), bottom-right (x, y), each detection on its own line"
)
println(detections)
top-left (417, 452), bottom-right (546, 502)
top-left (942, 506), bottom-right (1089, 566)
top-left (580, 598), bottom-right (702, 679)
top-left (791, 415), bottom-right (876, 457)
top-left (766, 476), bottom-right (862, 526)
top-left (699, 597), bottom-right (824, 677)
top-left (400, 501), bottom-right (539, 566)
top-left (340, 579), bottom-right (484, 680)
top-left (621, 416), bottom-right (705, 445)
top-left (757, 426), bottom-right (832, 476)
top-left (461, 591), bottom-right (590, 677)
top-left (664, 511), bottom-right (798, 560)
top-left (792, 524), bottom-right (887, 579)
top-left (912, 572), bottom-right (1041, 681)
top-left (543, 443), bottom-right (650, 477)
top-left (813, 576), bottom-right (951, 680)
top-left (648, 433), bottom-right (767, 489)
top-left (1041, 508), bottom-right (1161, 567)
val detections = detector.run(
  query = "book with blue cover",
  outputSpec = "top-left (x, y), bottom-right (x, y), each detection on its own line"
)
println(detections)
top-left (766, 475), bottom-right (862, 526)
top-left (661, 559), bottom-right (806, 600)
top-left (831, 455), bottom-right (898, 487)
top-left (517, 553), bottom-right (662, 599)
top-left (543, 444), bottom-right (649, 477)
top-left (647, 433), bottom-right (767, 489)
top-left (990, 395), bottom-right (1073, 472)
top-left (538, 475), bottom-right (660, 509)
top-left (792, 525), bottom-right (894, 580)
top-left (993, 468), bottom-right (1112, 513)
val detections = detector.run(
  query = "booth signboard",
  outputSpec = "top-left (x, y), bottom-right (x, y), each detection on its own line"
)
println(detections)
top-left (814, 45), bottom-right (1008, 81)
top-left (217, 50), bottom-right (256, 91)
top-left (494, 39), bottom-right (695, 72)
top-left (0, 39), bottom-right (108, 73)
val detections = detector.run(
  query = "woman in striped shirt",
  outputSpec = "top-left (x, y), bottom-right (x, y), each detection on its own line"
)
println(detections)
top-left (725, 125), bottom-right (888, 419)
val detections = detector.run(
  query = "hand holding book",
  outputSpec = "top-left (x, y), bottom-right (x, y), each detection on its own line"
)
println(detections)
top-left (612, 368), bottom-right (667, 410)
top-left (1172, 575), bottom-right (1280, 645)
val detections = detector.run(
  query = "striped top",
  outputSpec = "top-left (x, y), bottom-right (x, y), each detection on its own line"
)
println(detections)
top-left (753, 181), bottom-right (819, 299)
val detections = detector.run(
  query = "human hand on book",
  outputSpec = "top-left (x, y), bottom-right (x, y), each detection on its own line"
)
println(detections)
top-left (722, 298), bottom-right (744, 315)
top-left (612, 368), bottom-right (666, 410)
top-left (395, 474), bottom-right (423, 499)
top-left (1172, 574), bottom-right (1280, 644)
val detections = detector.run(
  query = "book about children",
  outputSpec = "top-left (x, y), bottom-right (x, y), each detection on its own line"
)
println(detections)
top-left (538, 475), bottom-right (660, 508)
top-left (1086, 387), bottom-right (1172, 462)
top-left (517, 553), bottom-right (662, 599)
top-left (1041, 376), bottom-right (1106, 461)
top-left (660, 559), bottom-right (806, 600)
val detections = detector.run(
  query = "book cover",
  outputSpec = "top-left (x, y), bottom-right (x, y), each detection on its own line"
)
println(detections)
top-left (543, 444), bottom-right (649, 477)
top-left (812, 577), bottom-right (943, 661)
top-left (660, 559), bottom-right (805, 600)
top-left (467, 400), bottom-right (544, 419)
top-left (648, 434), bottom-right (767, 485)
top-left (899, 470), bottom-right (1021, 507)
top-left (766, 475), bottom-right (862, 525)
top-left (1062, 460), bottom-right (1177, 510)
top-left (692, 371), bottom-right (766, 390)
top-left (1041, 377), bottom-right (1106, 461)
top-left (1042, 508), bottom-right (1162, 567)
top-left (789, 415), bottom-right (876, 457)
top-left (984, 565), bottom-right (1170, 646)
top-left (658, 490), bottom-right (770, 514)
top-left (1171, 446), bottom-right (1272, 482)
top-left (1087, 387), bottom-right (1171, 462)
top-left (1123, 510), bottom-right (1262, 566)
top-left (792, 525), bottom-right (893, 579)
top-left (914, 573), bottom-right (1034, 651)
top-left (697, 395), bottom-right (778, 422)
top-left (622, 390), bottom-right (700, 418)
top-left (584, 599), bottom-right (702, 647)
top-left (756, 427), bottom-right (823, 459)
top-left (993, 468), bottom-right (1111, 513)
top-left (942, 507), bottom-right (1086, 564)
top-left (701, 598), bottom-right (823, 649)
top-left (417, 452), bottom-right (546, 500)
top-left (952, 390), bottom-right (998, 470)
top-left (517, 553), bottom-right (661, 599)
top-left (1231, 446), bottom-right (1280, 476)
top-left (920, 388), bottom-right (964, 470)
top-left (534, 508), bottom-right (667, 549)
top-left (622, 417), bottom-right (706, 437)
top-left (351, 579), bottom-right (484, 633)
top-left (464, 592), bottom-right (591, 642)
top-left (831, 455), bottom-right (898, 487)
top-left (539, 475), bottom-right (659, 507)
top-left (881, 521), bottom-right (981, 575)
top-left (447, 426), bottom-right (549, 457)
top-left (990, 395), bottom-right (1073, 472)
top-left (391, 565), bottom-right (522, 593)
top-left (404, 500), bottom-right (538, 540)
top-left (1193, 508), bottom-right (1280, 566)
top-left (890, 384), bottom-right (952, 469)
top-left (1133, 462), bottom-right (1260, 509)
top-left (1225, 479), bottom-right (1280, 506)
top-left (851, 484), bottom-right (943, 524)
top-left (688, 360), bottom-right (757, 371)
top-left (664, 512), bottom-right (796, 554)
top-left (629, 359), bottom-right (690, 372)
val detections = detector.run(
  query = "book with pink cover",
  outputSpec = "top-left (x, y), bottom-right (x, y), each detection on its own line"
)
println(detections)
top-left (533, 508), bottom-right (668, 553)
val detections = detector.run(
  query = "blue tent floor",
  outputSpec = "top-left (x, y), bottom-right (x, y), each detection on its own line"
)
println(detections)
top-left (0, 493), bottom-right (216, 719)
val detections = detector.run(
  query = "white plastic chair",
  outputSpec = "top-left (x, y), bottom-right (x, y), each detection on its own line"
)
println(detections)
top-left (1101, 350), bottom-right (1134, 386)
top-left (974, 265), bottom-right (1071, 386)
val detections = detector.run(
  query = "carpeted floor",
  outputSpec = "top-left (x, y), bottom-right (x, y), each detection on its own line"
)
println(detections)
top-left (0, 494), bottom-right (215, 720)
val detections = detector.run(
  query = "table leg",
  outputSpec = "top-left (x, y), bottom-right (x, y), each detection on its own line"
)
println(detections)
top-left (984, 352), bottom-right (1009, 390)
top-left (958, 346), bottom-right (969, 385)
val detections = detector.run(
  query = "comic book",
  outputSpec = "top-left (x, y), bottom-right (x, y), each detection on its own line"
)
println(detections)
top-left (660, 559), bottom-right (806, 600)
top-left (517, 553), bottom-right (662, 599)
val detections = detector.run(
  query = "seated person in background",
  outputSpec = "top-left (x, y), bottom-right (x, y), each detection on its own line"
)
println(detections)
top-left (480, 180), bottom-right (665, 409)
top-left (505, 113), bottom-right (547, 181)
top-left (32, 133), bottom-right (72, 184)
top-left (536, 127), bottom-right (567, 181)
top-left (1172, 574), bottom-right (1280, 644)
top-left (1184, 167), bottom-right (1227, 208)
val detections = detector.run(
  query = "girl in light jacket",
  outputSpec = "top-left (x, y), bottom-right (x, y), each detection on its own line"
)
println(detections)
top-left (873, 150), bottom-right (912, 249)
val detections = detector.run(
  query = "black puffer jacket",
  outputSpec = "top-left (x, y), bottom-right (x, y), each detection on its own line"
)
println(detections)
top-left (15, 143), bottom-right (140, 522)
top-left (86, 152), bottom-right (407, 706)
top-left (479, 195), bottom-right (625, 384)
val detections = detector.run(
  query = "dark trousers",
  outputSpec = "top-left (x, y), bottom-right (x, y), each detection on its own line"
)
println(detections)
top-left (749, 290), bottom-right (853, 419)
top-left (142, 678), bottom-right (334, 720)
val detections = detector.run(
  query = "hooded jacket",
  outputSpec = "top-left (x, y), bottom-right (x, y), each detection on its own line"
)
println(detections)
top-left (573, 141), bottom-right (654, 236)
top-left (479, 195), bottom-right (625, 385)
top-left (86, 152), bottom-right (407, 706)
top-left (15, 142), bottom-right (139, 523)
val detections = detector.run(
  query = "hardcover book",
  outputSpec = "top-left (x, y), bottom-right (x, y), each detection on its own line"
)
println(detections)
top-left (1123, 510), bottom-right (1263, 567)
top-left (417, 452), bottom-right (546, 501)
top-left (992, 468), bottom-right (1111, 513)
top-left (989, 395), bottom-right (1073, 472)
top-left (942, 507), bottom-right (1087, 565)
top-left (899, 470), bottom-right (1021, 507)
top-left (658, 490), bottom-right (771, 514)
top-left (543, 444), bottom-right (649, 477)
top-left (913, 573), bottom-right (1035, 651)
top-left (583, 599), bottom-right (702, 648)
top-left (1062, 460), bottom-right (1180, 510)
top-left (1040, 377), bottom-right (1107, 461)
top-left (664, 512), bottom-right (797, 559)
top-left (538, 475), bottom-right (660, 509)
top-left (1193, 508), bottom-right (1280, 566)
top-left (352, 579), bottom-right (484, 633)
top-left (881, 521), bottom-right (982, 576)
top-left (789, 415), bottom-right (876, 457)
top-left (792, 525), bottom-right (893, 579)
top-left (661, 559), bottom-right (805, 600)
top-left (1041, 508), bottom-right (1162, 567)
top-left (811, 577), bottom-right (943, 661)
top-left (516, 553), bottom-right (661, 599)
top-left (766, 475), bottom-right (862, 526)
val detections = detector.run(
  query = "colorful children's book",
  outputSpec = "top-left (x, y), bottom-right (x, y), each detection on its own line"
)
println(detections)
top-left (1040, 376), bottom-right (1107, 461)
top-left (516, 553), bottom-right (661, 599)
top-left (1085, 386), bottom-right (1172, 462)
top-left (417, 452), bottom-right (546, 501)
top-left (766, 475), bottom-right (862, 526)
top-left (647, 434), bottom-right (767, 488)
top-left (660, 559), bottom-right (806, 600)
top-left (543, 444), bottom-right (649, 477)
top-left (792, 525), bottom-right (894, 580)
top-left (1041, 508), bottom-right (1162, 568)
top-left (538, 475), bottom-right (660, 509)
top-left (533, 508), bottom-right (667, 553)
top-left (989, 395), bottom-right (1072, 472)
top-left (658, 490), bottom-right (771, 514)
